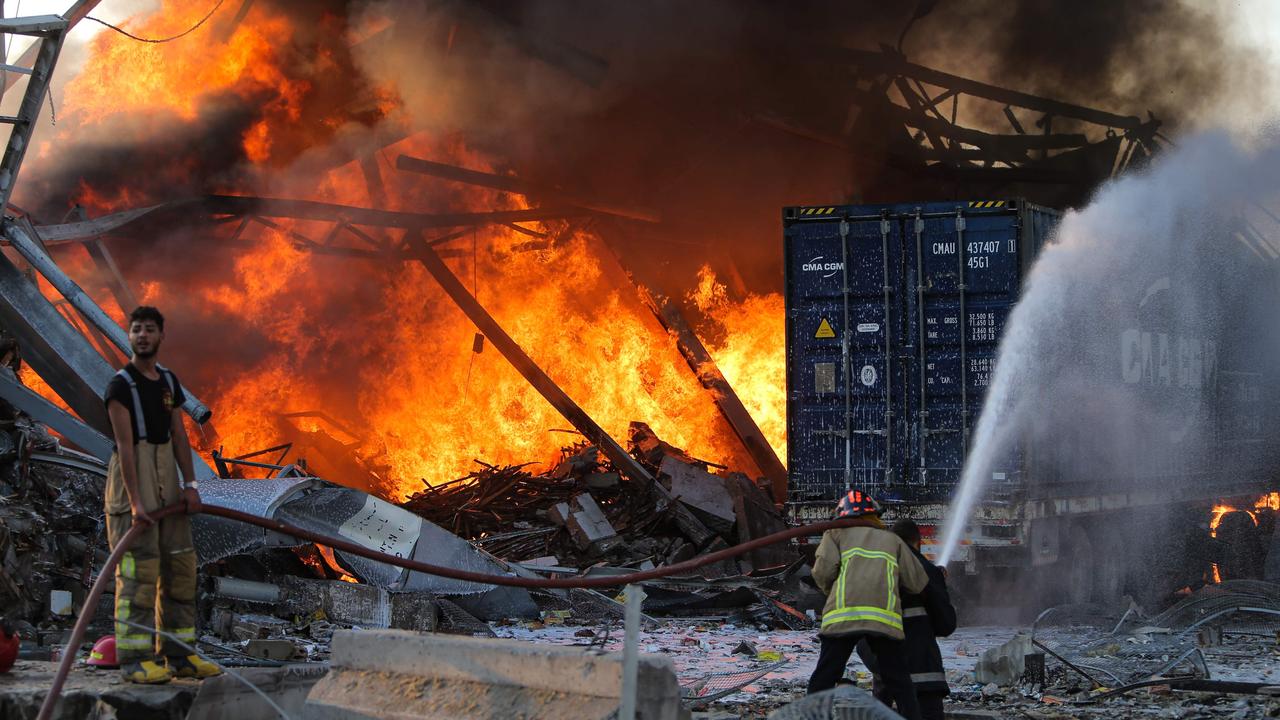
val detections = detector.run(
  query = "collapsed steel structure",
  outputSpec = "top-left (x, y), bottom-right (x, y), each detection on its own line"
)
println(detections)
top-left (761, 46), bottom-right (1166, 207)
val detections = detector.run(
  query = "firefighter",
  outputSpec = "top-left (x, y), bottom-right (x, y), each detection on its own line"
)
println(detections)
top-left (807, 490), bottom-right (930, 720)
top-left (885, 519), bottom-right (957, 720)
top-left (103, 306), bottom-right (220, 684)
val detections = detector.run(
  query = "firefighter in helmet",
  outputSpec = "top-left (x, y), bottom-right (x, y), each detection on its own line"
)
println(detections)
top-left (807, 490), bottom-right (930, 720)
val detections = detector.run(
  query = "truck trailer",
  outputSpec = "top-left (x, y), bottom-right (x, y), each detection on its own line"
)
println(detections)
top-left (783, 199), bottom-right (1278, 605)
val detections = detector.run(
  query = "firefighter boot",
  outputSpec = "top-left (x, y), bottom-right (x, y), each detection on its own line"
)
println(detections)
top-left (121, 660), bottom-right (172, 684)
top-left (167, 654), bottom-right (222, 679)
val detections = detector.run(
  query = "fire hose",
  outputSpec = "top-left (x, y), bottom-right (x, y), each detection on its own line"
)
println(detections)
top-left (38, 502), bottom-right (870, 720)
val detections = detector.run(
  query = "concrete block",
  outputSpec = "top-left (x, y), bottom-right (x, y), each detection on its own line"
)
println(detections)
top-left (276, 575), bottom-right (390, 628)
top-left (245, 639), bottom-right (297, 661)
top-left (566, 493), bottom-right (620, 554)
top-left (548, 502), bottom-right (572, 526)
top-left (660, 456), bottom-right (735, 534)
top-left (389, 591), bottom-right (438, 632)
top-left (304, 629), bottom-right (687, 720)
top-left (187, 665), bottom-right (327, 720)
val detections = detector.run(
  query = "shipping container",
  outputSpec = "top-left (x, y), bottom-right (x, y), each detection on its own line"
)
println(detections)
top-left (783, 199), bottom-right (1278, 600)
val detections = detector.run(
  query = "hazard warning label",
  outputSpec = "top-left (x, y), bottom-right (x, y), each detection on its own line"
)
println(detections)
top-left (814, 318), bottom-right (836, 339)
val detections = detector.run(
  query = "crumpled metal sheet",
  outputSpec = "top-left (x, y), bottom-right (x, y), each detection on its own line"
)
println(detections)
top-left (194, 475), bottom-right (536, 615)
top-left (193, 476), bottom-right (321, 560)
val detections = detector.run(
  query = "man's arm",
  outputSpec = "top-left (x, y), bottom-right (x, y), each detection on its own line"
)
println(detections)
top-left (922, 563), bottom-right (958, 637)
top-left (811, 532), bottom-right (840, 596)
top-left (107, 399), bottom-right (152, 525)
top-left (171, 409), bottom-right (201, 513)
top-left (897, 538), bottom-right (930, 594)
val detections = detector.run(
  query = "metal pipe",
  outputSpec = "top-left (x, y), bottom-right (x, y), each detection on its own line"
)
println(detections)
top-left (879, 216), bottom-right (893, 485)
top-left (839, 219), bottom-right (853, 489)
top-left (955, 210), bottom-right (969, 457)
top-left (4, 220), bottom-right (212, 424)
top-left (37, 504), bottom-right (882, 717)
top-left (620, 584), bottom-right (646, 720)
top-left (914, 211), bottom-right (928, 482)
top-left (36, 507), bottom-right (162, 720)
top-left (0, 367), bottom-right (112, 460)
top-left (395, 155), bottom-right (660, 224)
top-left (210, 576), bottom-right (281, 603)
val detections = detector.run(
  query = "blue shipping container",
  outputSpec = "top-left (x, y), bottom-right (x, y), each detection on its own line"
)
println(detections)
top-left (783, 200), bottom-right (1059, 515)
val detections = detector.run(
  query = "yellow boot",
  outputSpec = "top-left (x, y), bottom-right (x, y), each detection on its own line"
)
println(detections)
top-left (166, 654), bottom-right (222, 679)
top-left (121, 660), bottom-right (173, 684)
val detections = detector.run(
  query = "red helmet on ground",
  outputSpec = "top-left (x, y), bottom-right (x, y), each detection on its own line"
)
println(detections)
top-left (836, 489), bottom-right (880, 518)
top-left (87, 636), bottom-right (118, 668)
top-left (0, 621), bottom-right (17, 673)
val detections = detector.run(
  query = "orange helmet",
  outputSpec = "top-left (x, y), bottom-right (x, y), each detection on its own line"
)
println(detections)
top-left (836, 489), bottom-right (880, 518)
top-left (87, 636), bottom-right (118, 668)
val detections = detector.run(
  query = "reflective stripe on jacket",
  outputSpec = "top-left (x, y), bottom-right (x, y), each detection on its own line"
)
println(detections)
top-left (812, 523), bottom-right (929, 640)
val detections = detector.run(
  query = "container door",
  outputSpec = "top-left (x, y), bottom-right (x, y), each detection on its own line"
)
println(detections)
top-left (786, 214), bottom-right (905, 511)
top-left (904, 206), bottom-right (1023, 501)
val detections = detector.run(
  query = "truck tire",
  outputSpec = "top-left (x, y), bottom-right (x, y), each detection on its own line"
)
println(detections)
top-left (1217, 511), bottom-right (1264, 580)
top-left (1093, 524), bottom-right (1126, 604)
top-left (1063, 525), bottom-right (1095, 605)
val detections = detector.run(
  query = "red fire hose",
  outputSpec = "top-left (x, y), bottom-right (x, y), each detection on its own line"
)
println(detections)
top-left (38, 502), bottom-right (866, 720)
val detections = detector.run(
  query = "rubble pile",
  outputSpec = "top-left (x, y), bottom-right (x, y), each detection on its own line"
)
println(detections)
top-left (404, 422), bottom-right (795, 577)
top-left (0, 431), bottom-right (107, 629)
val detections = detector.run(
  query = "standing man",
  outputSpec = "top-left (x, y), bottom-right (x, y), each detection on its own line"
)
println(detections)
top-left (808, 490), bottom-right (929, 720)
top-left (888, 519), bottom-right (956, 720)
top-left (103, 306), bottom-right (220, 684)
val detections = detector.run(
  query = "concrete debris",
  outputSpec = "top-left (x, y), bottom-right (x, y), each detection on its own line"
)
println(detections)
top-left (186, 665), bottom-right (328, 720)
top-left (306, 629), bottom-right (689, 719)
top-left (661, 455), bottom-right (737, 534)
top-left (406, 429), bottom-right (796, 580)
top-left (243, 639), bottom-right (297, 661)
top-left (565, 493), bottom-right (621, 554)
top-left (973, 633), bottom-right (1033, 686)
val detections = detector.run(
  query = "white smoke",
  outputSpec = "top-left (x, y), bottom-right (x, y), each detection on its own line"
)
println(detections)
top-left (939, 131), bottom-right (1280, 566)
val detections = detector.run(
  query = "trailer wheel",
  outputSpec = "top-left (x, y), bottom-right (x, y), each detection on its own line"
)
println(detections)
top-left (1093, 525), bottom-right (1126, 604)
top-left (1064, 525), bottom-right (1095, 605)
top-left (1217, 511), bottom-right (1264, 580)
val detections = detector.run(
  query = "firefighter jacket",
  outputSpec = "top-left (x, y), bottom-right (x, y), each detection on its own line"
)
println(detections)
top-left (901, 548), bottom-right (957, 695)
top-left (813, 523), bottom-right (929, 640)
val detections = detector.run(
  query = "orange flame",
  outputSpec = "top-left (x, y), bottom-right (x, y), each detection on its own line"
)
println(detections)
top-left (316, 545), bottom-right (358, 584)
top-left (688, 266), bottom-right (787, 462)
top-left (18, 3), bottom-right (790, 500)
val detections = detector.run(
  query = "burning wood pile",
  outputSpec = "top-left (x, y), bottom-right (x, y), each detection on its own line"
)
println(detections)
top-left (404, 423), bottom-right (795, 575)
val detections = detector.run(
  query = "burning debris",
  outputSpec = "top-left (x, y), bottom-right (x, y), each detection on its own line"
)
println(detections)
top-left (0, 1), bottom-right (1278, 719)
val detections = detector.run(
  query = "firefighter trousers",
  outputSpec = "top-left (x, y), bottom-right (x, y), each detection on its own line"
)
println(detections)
top-left (104, 441), bottom-right (197, 662)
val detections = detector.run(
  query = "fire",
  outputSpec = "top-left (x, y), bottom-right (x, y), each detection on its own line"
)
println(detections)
top-left (1207, 494), bottom-right (1273, 584)
top-left (1209, 504), bottom-right (1234, 538)
top-left (16, 3), bottom-right (791, 499)
top-left (688, 266), bottom-right (788, 462)
top-left (62, 1), bottom-right (302, 128)
top-left (316, 545), bottom-right (358, 584)
top-left (1209, 497), bottom-right (1269, 538)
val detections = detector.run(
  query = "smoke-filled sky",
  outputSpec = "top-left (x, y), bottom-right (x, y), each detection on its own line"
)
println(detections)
top-left (11, 0), bottom-right (1280, 136)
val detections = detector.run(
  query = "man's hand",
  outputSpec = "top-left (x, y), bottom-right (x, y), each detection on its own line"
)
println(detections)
top-left (131, 502), bottom-right (155, 526)
top-left (182, 486), bottom-right (202, 514)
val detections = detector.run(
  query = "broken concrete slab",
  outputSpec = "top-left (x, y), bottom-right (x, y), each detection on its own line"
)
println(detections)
top-left (186, 665), bottom-right (328, 720)
top-left (566, 493), bottom-right (620, 554)
top-left (0, 661), bottom-right (196, 720)
top-left (274, 575), bottom-right (438, 631)
top-left (660, 455), bottom-right (735, 534)
top-left (305, 629), bottom-right (688, 720)
top-left (390, 590), bottom-right (439, 632)
top-left (724, 472), bottom-right (795, 572)
top-left (973, 633), bottom-right (1033, 686)
top-left (245, 639), bottom-right (297, 661)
